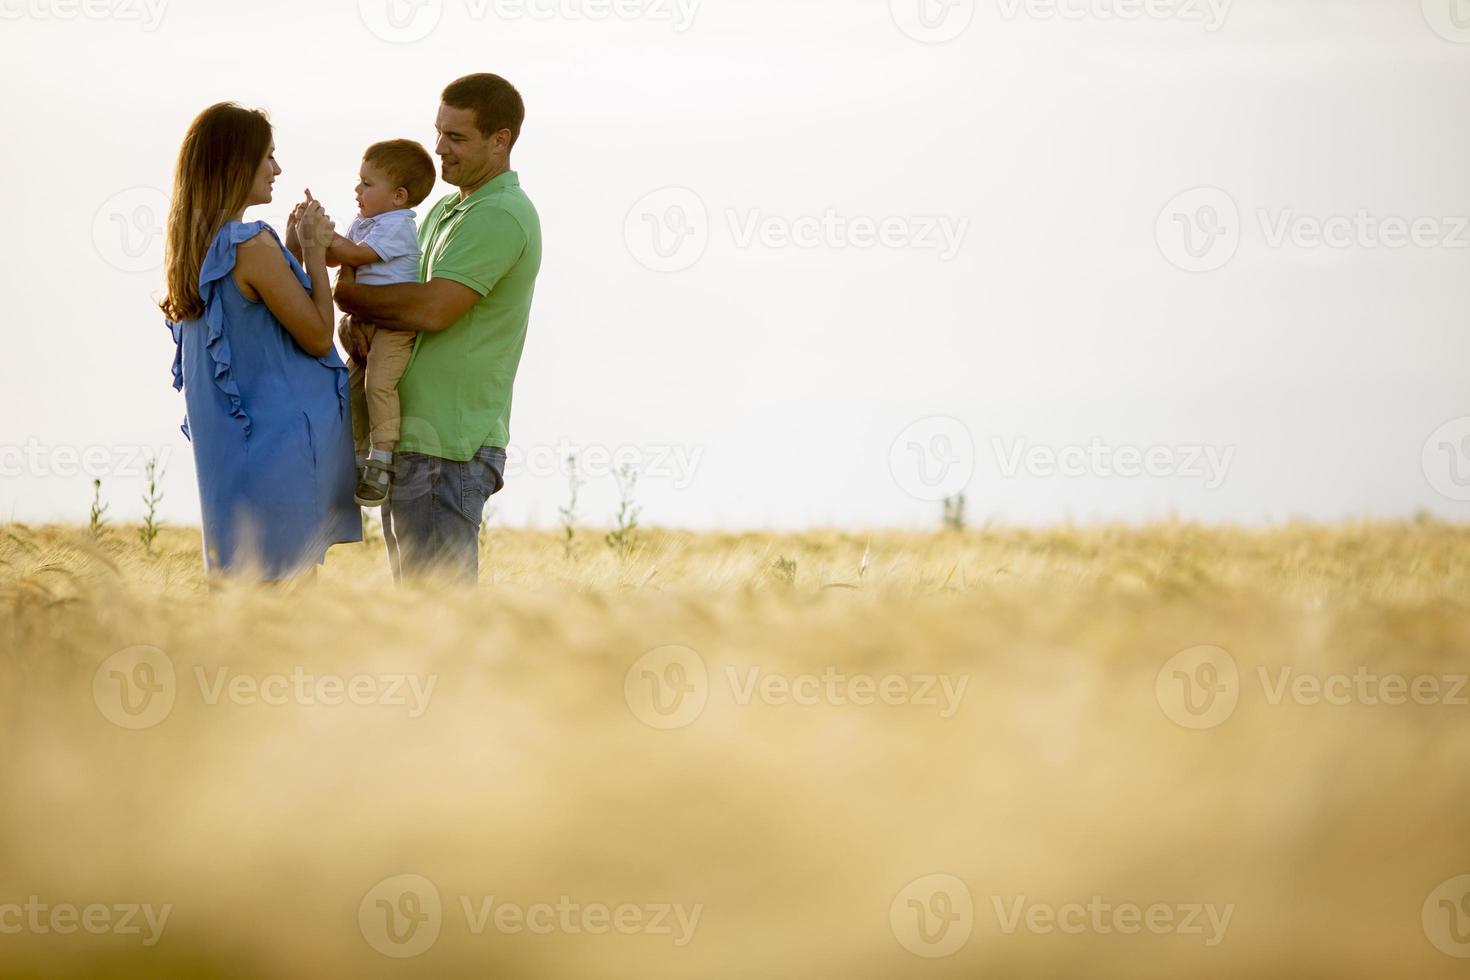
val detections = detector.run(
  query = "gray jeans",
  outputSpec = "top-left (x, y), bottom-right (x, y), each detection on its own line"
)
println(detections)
top-left (383, 447), bottom-right (506, 584)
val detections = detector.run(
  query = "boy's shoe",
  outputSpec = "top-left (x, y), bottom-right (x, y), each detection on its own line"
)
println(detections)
top-left (354, 457), bottom-right (393, 508)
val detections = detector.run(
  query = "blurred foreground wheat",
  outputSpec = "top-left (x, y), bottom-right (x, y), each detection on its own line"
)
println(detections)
top-left (1, 520), bottom-right (1468, 979)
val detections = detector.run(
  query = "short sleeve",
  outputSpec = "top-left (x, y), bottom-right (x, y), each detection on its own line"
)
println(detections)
top-left (364, 215), bottom-right (420, 263)
top-left (429, 205), bottom-right (527, 297)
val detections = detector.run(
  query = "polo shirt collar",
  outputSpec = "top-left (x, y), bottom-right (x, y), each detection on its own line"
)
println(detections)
top-left (358, 207), bottom-right (415, 226)
top-left (450, 170), bottom-right (519, 212)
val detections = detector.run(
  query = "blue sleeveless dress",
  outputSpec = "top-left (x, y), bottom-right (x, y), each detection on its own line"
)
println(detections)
top-left (168, 221), bottom-right (362, 579)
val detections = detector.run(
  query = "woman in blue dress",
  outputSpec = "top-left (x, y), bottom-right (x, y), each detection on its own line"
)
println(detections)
top-left (160, 103), bottom-right (361, 580)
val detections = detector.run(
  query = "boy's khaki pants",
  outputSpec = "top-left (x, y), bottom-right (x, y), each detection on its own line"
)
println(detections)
top-left (348, 323), bottom-right (416, 453)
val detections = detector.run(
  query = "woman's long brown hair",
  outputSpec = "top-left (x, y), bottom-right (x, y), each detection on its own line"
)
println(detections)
top-left (159, 103), bottom-right (272, 323)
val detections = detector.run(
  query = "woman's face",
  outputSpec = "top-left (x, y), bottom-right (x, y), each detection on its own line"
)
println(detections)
top-left (247, 142), bottom-right (281, 207)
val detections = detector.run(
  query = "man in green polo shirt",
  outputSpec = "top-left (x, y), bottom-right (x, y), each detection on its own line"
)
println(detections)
top-left (334, 72), bottom-right (541, 584)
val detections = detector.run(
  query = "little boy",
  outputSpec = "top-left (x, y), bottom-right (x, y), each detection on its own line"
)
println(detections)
top-left (329, 139), bottom-right (437, 507)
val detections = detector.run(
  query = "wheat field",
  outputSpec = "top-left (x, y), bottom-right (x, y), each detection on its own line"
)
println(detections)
top-left (1, 519), bottom-right (1468, 979)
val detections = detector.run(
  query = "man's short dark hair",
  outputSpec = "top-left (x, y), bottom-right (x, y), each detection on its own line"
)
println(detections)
top-left (442, 73), bottom-right (525, 148)
top-left (363, 139), bottom-right (437, 208)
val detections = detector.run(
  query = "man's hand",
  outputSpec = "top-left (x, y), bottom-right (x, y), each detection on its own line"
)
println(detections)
top-left (334, 263), bottom-right (356, 304)
top-left (338, 313), bottom-right (369, 363)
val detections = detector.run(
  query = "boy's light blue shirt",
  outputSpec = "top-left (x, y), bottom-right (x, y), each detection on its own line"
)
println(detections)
top-left (345, 208), bottom-right (421, 285)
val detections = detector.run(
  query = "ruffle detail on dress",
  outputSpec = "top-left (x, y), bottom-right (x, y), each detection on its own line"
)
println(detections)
top-left (165, 221), bottom-right (347, 438)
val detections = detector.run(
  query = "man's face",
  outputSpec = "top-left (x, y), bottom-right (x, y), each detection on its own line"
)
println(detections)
top-left (434, 103), bottom-right (502, 189)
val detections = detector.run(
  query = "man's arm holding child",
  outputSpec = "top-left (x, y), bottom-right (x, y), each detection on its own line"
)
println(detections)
top-left (334, 265), bottom-right (480, 335)
top-left (336, 202), bottom-right (526, 347)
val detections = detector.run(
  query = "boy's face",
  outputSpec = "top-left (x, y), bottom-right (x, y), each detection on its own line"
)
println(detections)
top-left (355, 162), bottom-right (406, 218)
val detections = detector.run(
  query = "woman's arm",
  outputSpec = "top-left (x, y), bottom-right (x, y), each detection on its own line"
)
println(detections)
top-left (236, 216), bottom-right (336, 357)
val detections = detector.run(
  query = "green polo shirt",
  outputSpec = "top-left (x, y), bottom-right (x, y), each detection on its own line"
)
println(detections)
top-left (396, 170), bottom-right (541, 460)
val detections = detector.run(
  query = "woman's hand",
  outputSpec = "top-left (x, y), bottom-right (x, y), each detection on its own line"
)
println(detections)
top-left (284, 200), bottom-right (307, 254)
top-left (297, 200), bottom-right (336, 256)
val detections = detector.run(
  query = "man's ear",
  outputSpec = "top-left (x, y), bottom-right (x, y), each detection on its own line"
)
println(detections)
top-left (494, 128), bottom-right (514, 154)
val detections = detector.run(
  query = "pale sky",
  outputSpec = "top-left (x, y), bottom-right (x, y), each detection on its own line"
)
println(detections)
top-left (2, 0), bottom-right (1468, 530)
